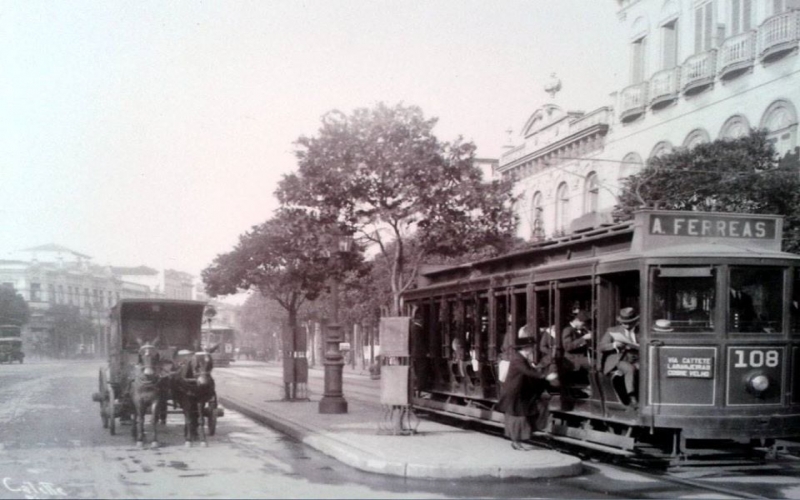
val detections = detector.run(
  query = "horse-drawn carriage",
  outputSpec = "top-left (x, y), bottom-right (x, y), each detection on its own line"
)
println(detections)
top-left (91, 299), bottom-right (224, 447)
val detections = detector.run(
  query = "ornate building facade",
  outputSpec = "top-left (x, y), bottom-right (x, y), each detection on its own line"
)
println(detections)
top-left (0, 244), bottom-right (203, 357)
top-left (501, 0), bottom-right (800, 240)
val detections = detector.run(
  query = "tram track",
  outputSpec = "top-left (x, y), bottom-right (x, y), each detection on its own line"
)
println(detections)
top-left (220, 364), bottom-right (800, 497)
top-left (416, 406), bottom-right (800, 499)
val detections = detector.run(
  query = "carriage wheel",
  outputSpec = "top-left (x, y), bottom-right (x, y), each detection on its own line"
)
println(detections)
top-left (107, 384), bottom-right (117, 436)
top-left (99, 370), bottom-right (109, 429)
top-left (207, 397), bottom-right (218, 436)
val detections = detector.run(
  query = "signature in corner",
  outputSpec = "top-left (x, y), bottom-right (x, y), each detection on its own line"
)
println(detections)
top-left (2, 478), bottom-right (67, 499)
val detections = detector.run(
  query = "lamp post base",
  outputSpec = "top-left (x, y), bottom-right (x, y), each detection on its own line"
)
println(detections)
top-left (318, 396), bottom-right (348, 414)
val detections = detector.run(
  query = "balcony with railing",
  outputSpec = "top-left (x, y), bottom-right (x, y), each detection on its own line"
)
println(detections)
top-left (649, 67), bottom-right (681, 110)
top-left (718, 30), bottom-right (756, 80)
top-left (619, 81), bottom-right (648, 123)
top-left (758, 10), bottom-right (800, 63)
top-left (682, 49), bottom-right (717, 95)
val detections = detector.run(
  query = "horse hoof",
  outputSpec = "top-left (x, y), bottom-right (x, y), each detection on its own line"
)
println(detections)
top-left (136, 441), bottom-right (144, 448)
top-left (151, 442), bottom-right (159, 449)
top-left (201, 442), bottom-right (208, 448)
top-left (184, 441), bottom-right (192, 448)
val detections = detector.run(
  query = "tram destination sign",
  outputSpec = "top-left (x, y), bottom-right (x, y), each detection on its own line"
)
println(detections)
top-left (649, 214), bottom-right (776, 239)
top-left (635, 211), bottom-right (783, 253)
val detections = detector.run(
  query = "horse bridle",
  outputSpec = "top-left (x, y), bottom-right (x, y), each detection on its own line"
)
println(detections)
top-left (138, 344), bottom-right (161, 383)
top-left (192, 352), bottom-right (213, 386)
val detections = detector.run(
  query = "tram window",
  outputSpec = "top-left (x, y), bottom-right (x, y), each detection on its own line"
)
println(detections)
top-left (559, 286), bottom-right (593, 331)
top-left (514, 292), bottom-right (527, 335)
top-left (432, 302), bottom-right (443, 357)
top-left (495, 293), bottom-right (509, 348)
top-left (652, 270), bottom-right (715, 333)
top-left (729, 267), bottom-right (783, 333)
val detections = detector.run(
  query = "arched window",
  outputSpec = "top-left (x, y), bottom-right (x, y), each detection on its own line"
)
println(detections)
top-left (531, 191), bottom-right (545, 240)
top-left (760, 99), bottom-right (798, 156)
top-left (649, 141), bottom-right (674, 160)
top-left (683, 128), bottom-right (710, 149)
top-left (555, 182), bottom-right (570, 232)
top-left (719, 115), bottom-right (751, 139)
top-left (620, 152), bottom-right (644, 181)
top-left (584, 172), bottom-right (600, 214)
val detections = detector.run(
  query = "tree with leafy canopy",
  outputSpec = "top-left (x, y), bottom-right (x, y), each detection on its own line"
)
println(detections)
top-left (202, 207), bottom-right (362, 399)
top-left (0, 287), bottom-right (29, 326)
top-left (277, 102), bottom-right (518, 316)
top-left (614, 130), bottom-right (800, 253)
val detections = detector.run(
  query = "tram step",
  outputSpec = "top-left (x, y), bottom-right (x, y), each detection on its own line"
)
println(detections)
top-left (551, 423), bottom-right (636, 451)
top-left (547, 434), bottom-right (636, 457)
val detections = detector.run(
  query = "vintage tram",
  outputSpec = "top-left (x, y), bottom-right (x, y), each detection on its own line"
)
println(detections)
top-left (403, 210), bottom-right (800, 459)
top-left (0, 324), bottom-right (24, 364)
top-left (201, 327), bottom-right (236, 367)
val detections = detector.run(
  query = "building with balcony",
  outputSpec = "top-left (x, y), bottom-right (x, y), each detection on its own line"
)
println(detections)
top-left (610, 0), bottom-right (800, 162)
top-left (501, 0), bottom-right (800, 240)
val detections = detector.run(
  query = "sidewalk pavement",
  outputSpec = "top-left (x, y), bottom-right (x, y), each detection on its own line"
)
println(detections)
top-left (216, 369), bottom-right (583, 481)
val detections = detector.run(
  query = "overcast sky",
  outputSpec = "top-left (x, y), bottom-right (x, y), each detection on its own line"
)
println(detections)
top-left (0, 1), bottom-right (626, 276)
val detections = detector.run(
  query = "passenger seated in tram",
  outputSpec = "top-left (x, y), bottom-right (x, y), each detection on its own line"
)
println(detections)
top-left (599, 307), bottom-right (641, 409)
top-left (560, 311), bottom-right (593, 396)
top-left (730, 287), bottom-right (757, 331)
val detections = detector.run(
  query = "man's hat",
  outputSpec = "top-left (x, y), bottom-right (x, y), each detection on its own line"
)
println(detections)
top-left (514, 336), bottom-right (537, 349)
top-left (652, 319), bottom-right (673, 332)
top-left (572, 310), bottom-right (588, 323)
top-left (618, 307), bottom-right (639, 324)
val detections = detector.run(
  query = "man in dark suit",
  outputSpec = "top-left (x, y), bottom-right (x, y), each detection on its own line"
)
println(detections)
top-left (496, 337), bottom-right (556, 450)
top-left (599, 307), bottom-right (640, 409)
top-left (562, 310), bottom-right (592, 373)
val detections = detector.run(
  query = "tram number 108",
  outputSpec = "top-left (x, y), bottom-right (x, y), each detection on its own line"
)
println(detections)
top-left (733, 349), bottom-right (780, 368)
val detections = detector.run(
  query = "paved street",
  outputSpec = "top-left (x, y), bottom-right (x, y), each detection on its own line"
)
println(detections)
top-left (2, 359), bottom-right (800, 499)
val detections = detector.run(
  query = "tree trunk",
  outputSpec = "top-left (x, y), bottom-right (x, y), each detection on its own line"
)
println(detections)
top-left (283, 307), bottom-right (299, 400)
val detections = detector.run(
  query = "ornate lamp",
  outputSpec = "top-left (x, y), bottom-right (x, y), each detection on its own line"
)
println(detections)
top-left (319, 232), bottom-right (353, 414)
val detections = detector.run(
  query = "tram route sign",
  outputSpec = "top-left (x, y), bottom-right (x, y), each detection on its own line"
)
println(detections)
top-left (649, 346), bottom-right (716, 406)
top-left (635, 210), bottom-right (783, 253)
top-left (666, 355), bottom-right (713, 378)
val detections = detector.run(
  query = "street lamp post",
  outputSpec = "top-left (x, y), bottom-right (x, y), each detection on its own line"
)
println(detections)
top-left (319, 233), bottom-right (352, 414)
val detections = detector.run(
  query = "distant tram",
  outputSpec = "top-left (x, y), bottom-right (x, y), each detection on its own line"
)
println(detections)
top-left (201, 327), bottom-right (236, 367)
top-left (0, 324), bottom-right (24, 364)
top-left (403, 210), bottom-right (800, 459)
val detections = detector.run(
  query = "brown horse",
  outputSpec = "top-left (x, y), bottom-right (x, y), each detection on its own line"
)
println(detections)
top-left (171, 345), bottom-right (218, 447)
top-left (130, 343), bottom-right (166, 448)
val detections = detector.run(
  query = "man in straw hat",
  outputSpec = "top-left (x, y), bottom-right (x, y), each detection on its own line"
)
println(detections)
top-left (652, 319), bottom-right (673, 333)
top-left (599, 307), bottom-right (641, 409)
top-left (496, 336), bottom-right (557, 450)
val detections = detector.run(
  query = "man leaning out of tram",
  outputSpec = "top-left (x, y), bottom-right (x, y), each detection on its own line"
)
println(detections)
top-left (496, 336), bottom-right (557, 450)
top-left (599, 307), bottom-right (641, 409)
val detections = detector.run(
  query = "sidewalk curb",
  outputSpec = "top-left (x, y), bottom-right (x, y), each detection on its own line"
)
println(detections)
top-left (219, 395), bottom-right (583, 480)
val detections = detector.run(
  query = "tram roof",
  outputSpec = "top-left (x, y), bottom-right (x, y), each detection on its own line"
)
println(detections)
top-left (414, 210), bottom-right (795, 288)
top-left (601, 241), bottom-right (800, 263)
